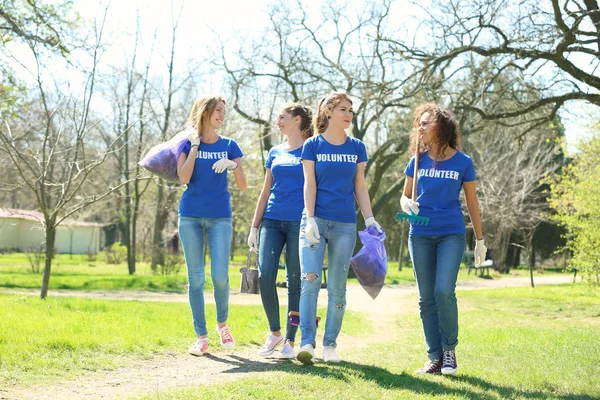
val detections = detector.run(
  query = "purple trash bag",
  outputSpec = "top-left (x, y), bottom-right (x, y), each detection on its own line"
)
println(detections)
top-left (138, 128), bottom-right (197, 182)
top-left (350, 226), bottom-right (387, 299)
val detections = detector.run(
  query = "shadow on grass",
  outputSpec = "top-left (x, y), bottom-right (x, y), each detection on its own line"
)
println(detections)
top-left (205, 355), bottom-right (595, 400)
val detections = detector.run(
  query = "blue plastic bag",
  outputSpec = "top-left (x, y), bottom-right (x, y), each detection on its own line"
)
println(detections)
top-left (138, 128), bottom-right (196, 182)
top-left (350, 226), bottom-right (387, 299)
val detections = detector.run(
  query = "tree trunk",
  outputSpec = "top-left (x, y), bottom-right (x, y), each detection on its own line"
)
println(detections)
top-left (40, 224), bottom-right (57, 299)
top-left (398, 221), bottom-right (406, 271)
top-left (150, 182), bottom-right (165, 272)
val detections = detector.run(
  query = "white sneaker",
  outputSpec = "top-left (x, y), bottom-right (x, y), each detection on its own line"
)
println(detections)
top-left (279, 339), bottom-right (295, 359)
top-left (188, 338), bottom-right (209, 356)
top-left (322, 346), bottom-right (341, 363)
top-left (257, 334), bottom-right (284, 357)
top-left (296, 344), bottom-right (314, 365)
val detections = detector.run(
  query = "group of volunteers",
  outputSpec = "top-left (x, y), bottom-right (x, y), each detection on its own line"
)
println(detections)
top-left (176, 92), bottom-right (485, 375)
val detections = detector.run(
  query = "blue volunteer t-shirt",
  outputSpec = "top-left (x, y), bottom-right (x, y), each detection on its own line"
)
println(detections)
top-left (302, 134), bottom-right (368, 223)
top-left (264, 145), bottom-right (305, 221)
top-left (404, 150), bottom-right (476, 236)
top-left (178, 136), bottom-right (243, 218)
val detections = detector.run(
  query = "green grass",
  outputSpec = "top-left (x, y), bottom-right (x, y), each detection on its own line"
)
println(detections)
top-left (1, 252), bottom-right (568, 295)
top-left (0, 294), bottom-right (370, 386)
top-left (140, 284), bottom-right (600, 400)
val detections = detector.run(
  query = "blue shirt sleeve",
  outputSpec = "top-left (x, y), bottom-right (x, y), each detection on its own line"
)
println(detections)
top-left (357, 140), bottom-right (368, 163)
top-left (265, 148), bottom-right (274, 169)
top-left (301, 138), bottom-right (316, 161)
top-left (404, 156), bottom-right (415, 178)
top-left (182, 141), bottom-right (192, 156)
top-left (463, 156), bottom-right (476, 182)
top-left (229, 139), bottom-right (243, 159)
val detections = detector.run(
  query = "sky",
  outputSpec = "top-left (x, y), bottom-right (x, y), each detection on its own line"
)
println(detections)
top-left (8, 0), bottom-right (598, 153)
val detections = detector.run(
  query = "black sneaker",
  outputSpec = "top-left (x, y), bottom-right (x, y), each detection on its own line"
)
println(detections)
top-left (441, 350), bottom-right (458, 375)
top-left (416, 358), bottom-right (441, 374)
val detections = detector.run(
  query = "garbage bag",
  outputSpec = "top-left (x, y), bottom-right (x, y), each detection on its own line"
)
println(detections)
top-left (138, 128), bottom-right (196, 182)
top-left (350, 226), bottom-right (387, 299)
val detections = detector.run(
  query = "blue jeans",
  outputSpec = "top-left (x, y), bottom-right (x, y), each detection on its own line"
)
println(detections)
top-left (299, 215), bottom-right (356, 348)
top-left (258, 218), bottom-right (301, 341)
top-left (179, 216), bottom-right (232, 337)
top-left (408, 233), bottom-right (466, 360)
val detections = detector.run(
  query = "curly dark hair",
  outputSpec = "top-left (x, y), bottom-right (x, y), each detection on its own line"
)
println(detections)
top-left (409, 103), bottom-right (462, 161)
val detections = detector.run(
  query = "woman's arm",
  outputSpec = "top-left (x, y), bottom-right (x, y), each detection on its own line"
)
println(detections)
top-left (303, 160), bottom-right (317, 217)
top-left (231, 157), bottom-right (247, 192)
top-left (354, 162), bottom-right (374, 218)
top-left (177, 147), bottom-right (198, 184)
top-left (463, 181), bottom-right (483, 240)
top-left (251, 169), bottom-right (273, 227)
top-left (403, 176), bottom-right (414, 198)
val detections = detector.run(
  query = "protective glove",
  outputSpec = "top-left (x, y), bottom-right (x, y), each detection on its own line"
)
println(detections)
top-left (247, 227), bottom-right (259, 253)
top-left (474, 238), bottom-right (487, 267)
top-left (305, 217), bottom-right (320, 243)
top-left (400, 195), bottom-right (420, 215)
top-left (364, 216), bottom-right (383, 233)
top-left (188, 131), bottom-right (201, 146)
top-left (212, 158), bottom-right (238, 173)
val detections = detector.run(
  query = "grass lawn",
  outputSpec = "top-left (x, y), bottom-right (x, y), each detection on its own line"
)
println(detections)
top-left (0, 294), bottom-right (370, 386)
top-left (139, 284), bottom-right (600, 400)
top-left (0, 252), bottom-right (568, 294)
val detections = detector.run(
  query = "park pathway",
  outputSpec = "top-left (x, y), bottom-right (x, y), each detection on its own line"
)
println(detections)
top-left (0, 275), bottom-right (576, 400)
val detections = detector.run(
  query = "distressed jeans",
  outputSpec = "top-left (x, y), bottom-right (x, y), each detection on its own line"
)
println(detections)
top-left (299, 215), bottom-right (356, 348)
top-left (179, 216), bottom-right (232, 337)
top-left (408, 233), bottom-right (466, 360)
top-left (258, 218), bottom-right (301, 341)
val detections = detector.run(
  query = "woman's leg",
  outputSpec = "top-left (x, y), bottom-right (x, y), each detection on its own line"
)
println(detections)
top-left (205, 217), bottom-right (232, 325)
top-left (284, 220), bottom-right (301, 342)
top-left (321, 220), bottom-right (356, 348)
top-left (258, 219), bottom-right (285, 333)
top-left (179, 216), bottom-right (207, 337)
top-left (298, 215), bottom-right (326, 348)
top-left (409, 234), bottom-right (441, 361)
top-left (434, 234), bottom-right (465, 351)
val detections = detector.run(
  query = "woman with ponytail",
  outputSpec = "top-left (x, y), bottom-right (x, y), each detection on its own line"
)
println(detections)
top-left (248, 103), bottom-right (314, 359)
top-left (296, 92), bottom-right (382, 365)
top-left (177, 95), bottom-right (247, 356)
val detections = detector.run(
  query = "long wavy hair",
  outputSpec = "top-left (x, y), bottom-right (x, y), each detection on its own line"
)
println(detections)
top-left (188, 95), bottom-right (226, 136)
top-left (281, 103), bottom-right (314, 139)
top-left (409, 103), bottom-right (462, 161)
top-left (313, 92), bottom-right (352, 134)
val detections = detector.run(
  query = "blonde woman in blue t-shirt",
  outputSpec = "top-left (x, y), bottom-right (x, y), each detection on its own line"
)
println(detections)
top-left (402, 103), bottom-right (485, 375)
top-left (248, 103), bottom-right (314, 359)
top-left (177, 96), bottom-right (247, 356)
top-left (296, 92), bottom-right (382, 365)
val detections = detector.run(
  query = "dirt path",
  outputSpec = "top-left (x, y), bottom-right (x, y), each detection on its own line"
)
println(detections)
top-left (0, 275), bottom-right (576, 400)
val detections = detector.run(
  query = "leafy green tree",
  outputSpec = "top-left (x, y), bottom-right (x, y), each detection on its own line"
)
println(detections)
top-left (548, 129), bottom-right (600, 284)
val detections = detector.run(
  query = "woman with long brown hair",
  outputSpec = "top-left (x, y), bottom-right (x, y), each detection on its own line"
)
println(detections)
top-left (402, 103), bottom-right (485, 375)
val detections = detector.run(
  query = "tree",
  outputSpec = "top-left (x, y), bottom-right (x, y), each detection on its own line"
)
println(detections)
top-left (548, 129), bottom-right (600, 284)
top-left (394, 0), bottom-right (600, 133)
top-left (0, 5), bottom-right (131, 298)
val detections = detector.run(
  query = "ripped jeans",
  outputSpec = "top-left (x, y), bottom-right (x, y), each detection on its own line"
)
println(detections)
top-left (298, 214), bottom-right (356, 348)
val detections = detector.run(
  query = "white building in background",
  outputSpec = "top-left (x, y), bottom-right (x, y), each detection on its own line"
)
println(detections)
top-left (0, 209), bottom-right (103, 254)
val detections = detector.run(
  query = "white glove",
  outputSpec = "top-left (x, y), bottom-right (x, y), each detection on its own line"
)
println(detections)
top-left (247, 227), bottom-right (259, 253)
top-left (364, 216), bottom-right (383, 233)
top-left (188, 131), bottom-right (201, 146)
top-left (400, 195), bottom-right (420, 215)
top-left (305, 217), bottom-right (320, 243)
top-left (474, 238), bottom-right (487, 267)
top-left (212, 158), bottom-right (238, 173)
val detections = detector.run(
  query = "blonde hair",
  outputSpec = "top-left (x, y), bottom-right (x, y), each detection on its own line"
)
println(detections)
top-left (281, 103), bottom-right (314, 139)
top-left (188, 95), bottom-right (226, 136)
top-left (409, 103), bottom-right (462, 160)
top-left (313, 92), bottom-right (353, 134)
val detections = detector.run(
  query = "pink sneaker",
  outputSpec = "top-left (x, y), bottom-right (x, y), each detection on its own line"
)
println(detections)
top-left (189, 338), bottom-right (209, 356)
top-left (216, 324), bottom-right (235, 349)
